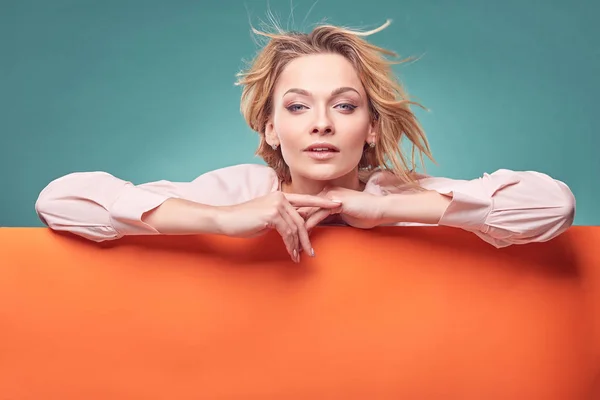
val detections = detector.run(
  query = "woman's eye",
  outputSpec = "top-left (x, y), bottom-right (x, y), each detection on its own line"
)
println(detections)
top-left (335, 103), bottom-right (357, 111)
top-left (286, 104), bottom-right (307, 112)
top-left (286, 103), bottom-right (357, 112)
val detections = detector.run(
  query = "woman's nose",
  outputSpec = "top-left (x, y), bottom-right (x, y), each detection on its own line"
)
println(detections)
top-left (311, 111), bottom-right (334, 135)
top-left (311, 125), bottom-right (334, 135)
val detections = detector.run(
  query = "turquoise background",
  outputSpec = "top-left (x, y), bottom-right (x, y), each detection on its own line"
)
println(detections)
top-left (1, 0), bottom-right (598, 226)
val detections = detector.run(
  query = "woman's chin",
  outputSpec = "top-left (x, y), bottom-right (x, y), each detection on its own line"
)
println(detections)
top-left (296, 164), bottom-right (354, 182)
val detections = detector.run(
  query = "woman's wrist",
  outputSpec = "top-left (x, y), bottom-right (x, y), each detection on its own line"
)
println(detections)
top-left (377, 190), bottom-right (452, 225)
top-left (142, 198), bottom-right (223, 235)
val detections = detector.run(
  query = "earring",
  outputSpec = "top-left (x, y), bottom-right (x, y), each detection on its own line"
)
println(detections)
top-left (369, 141), bottom-right (376, 148)
top-left (271, 144), bottom-right (278, 150)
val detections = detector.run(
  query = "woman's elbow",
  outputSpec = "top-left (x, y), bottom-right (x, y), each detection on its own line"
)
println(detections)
top-left (34, 172), bottom-right (121, 242)
top-left (35, 175), bottom-right (69, 228)
top-left (483, 173), bottom-right (576, 247)
top-left (551, 180), bottom-right (576, 233)
top-left (517, 177), bottom-right (576, 243)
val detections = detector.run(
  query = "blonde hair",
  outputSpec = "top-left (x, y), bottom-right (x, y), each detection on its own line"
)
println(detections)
top-left (235, 19), bottom-right (435, 186)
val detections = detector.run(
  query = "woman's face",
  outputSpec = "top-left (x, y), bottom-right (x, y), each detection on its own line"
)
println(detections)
top-left (266, 53), bottom-right (376, 183)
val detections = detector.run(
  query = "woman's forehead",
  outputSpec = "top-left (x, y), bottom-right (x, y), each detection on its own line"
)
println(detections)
top-left (275, 54), bottom-right (364, 97)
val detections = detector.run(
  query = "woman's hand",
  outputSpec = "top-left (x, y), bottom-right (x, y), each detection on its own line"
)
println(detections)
top-left (215, 192), bottom-right (342, 262)
top-left (304, 187), bottom-right (386, 230)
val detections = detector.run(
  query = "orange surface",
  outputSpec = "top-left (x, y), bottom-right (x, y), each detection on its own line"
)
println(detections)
top-left (1, 226), bottom-right (599, 399)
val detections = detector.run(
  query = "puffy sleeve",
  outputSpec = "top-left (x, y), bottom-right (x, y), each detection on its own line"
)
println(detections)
top-left (35, 164), bottom-right (278, 242)
top-left (417, 169), bottom-right (576, 248)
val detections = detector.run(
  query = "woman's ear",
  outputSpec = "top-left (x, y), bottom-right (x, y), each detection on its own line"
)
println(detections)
top-left (264, 120), bottom-right (280, 147)
top-left (367, 122), bottom-right (378, 145)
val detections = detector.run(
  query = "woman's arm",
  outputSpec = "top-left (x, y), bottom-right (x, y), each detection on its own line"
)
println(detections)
top-left (378, 190), bottom-right (452, 225)
top-left (378, 169), bottom-right (575, 248)
top-left (35, 164), bottom-right (278, 242)
top-left (140, 198), bottom-right (223, 235)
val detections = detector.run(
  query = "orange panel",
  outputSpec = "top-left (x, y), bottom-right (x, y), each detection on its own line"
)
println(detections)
top-left (1, 226), bottom-right (599, 399)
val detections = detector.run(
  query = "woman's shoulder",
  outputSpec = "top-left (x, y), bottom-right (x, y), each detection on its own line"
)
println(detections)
top-left (361, 168), bottom-right (429, 193)
top-left (362, 168), bottom-right (466, 195)
top-left (195, 163), bottom-right (276, 177)
top-left (192, 163), bottom-right (280, 196)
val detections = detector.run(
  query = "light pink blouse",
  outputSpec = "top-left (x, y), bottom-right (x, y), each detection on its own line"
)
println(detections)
top-left (35, 164), bottom-right (575, 248)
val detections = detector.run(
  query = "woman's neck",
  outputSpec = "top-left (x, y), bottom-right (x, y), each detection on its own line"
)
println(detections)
top-left (281, 168), bottom-right (365, 195)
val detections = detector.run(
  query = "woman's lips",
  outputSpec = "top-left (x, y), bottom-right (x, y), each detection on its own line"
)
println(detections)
top-left (304, 147), bottom-right (339, 160)
top-left (303, 143), bottom-right (340, 160)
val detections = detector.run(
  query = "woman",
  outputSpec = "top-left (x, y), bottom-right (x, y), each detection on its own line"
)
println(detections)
top-left (35, 21), bottom-right (575, 262)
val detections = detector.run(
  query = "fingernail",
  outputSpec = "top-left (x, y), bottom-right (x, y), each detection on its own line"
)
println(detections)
top-left (293, 249), bottom-right (298, 261)
top-left (310, 248), bottom-right (315, 257)
top-left (331, 199), bottom-right (342, 203)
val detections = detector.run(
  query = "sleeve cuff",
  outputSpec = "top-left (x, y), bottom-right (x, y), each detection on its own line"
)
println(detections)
top-left (437, 189), bottom-right (493, 232)
top-left (108, 184), bottom-right (175, 236)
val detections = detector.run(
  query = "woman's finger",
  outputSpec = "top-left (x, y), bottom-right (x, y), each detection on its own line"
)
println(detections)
top-left (277, 206), bottom-right (300, 260)
top-left (305, 208), bottom-right (334, 231)
top-left (296, 206), bottom-right (319, 219)
top-left (285, 194), bottom-right (341, 209)
top-left (284, 202), bottom-right (314, 257)
top-left (270, 214), bottom-right (298, 262)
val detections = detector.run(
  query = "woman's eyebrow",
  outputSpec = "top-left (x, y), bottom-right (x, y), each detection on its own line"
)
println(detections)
top-left (283, 87), bottom-right (361, 97)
